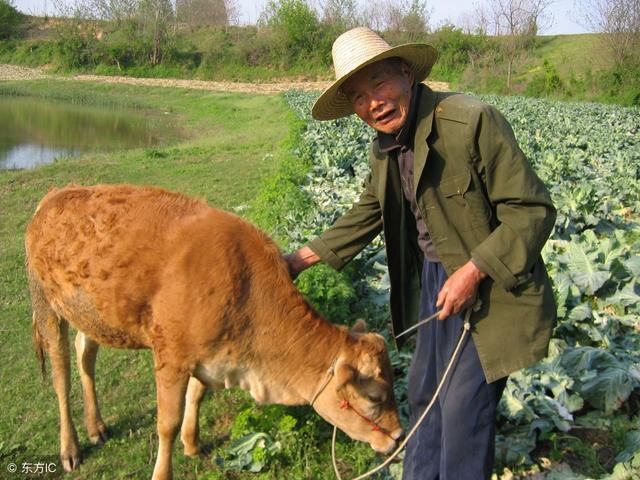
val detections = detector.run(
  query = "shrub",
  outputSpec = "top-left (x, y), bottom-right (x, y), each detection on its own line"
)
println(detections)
top-left (259, 0), bottom-right (332, 70)
top-left (597, 63), bottom-right (640, 106)
top-left (524, 59), bottom-right (564, 98)
top-left (53, 20), bottom-right (101, 70)
top-left (429, 25), bottom-right (493, 83)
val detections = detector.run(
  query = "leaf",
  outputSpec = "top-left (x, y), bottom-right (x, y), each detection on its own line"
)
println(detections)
top-left (614, 431), bottom-right (640, 463)
top-left (566, 241), bottom-right (611, 295)
top-left (562, 347), bottom-right (617, 373)
top-left (222, 433), bottom-right (280, 472)
top-left (604, 451), bottom-right (640, 479)
top-left (580, 368), bottom-right (634, 413)
top-left (606, 282), bottom-right (640, 307)
top-left (574, 411), bottom-right (611, 429)
top-left (567, 303), bottom-right (592, 322)
top-left (495, 428), bottom-right (537, 465)
top-left (500, 387), bottom-right (534, 423)
top-left (560, 346), bottom-right (636, 412)
top-left (545, 466), bottom-right (588, 480)
top-left (624, 255), bottom-right (640, 276)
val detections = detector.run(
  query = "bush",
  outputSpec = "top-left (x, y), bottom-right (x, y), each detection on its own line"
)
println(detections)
top-left (296, 264), bottom-right (357, 322)
top-left (429, 25), bottom-right (493, 83)
top-left (0, 40), bottom-right (56, 65)
top-left (0, 0), bottom-right (24, 40)
top-left (524, 59), bottom-right (564, 98)
top-left (53, 20), bottom-right (101, 70)
top-left (597, 63), bottom-right (640, 106)
top-left (97, 25), bottom-right (150, 71)
top-left (260, 0), bottom-right (332, 70)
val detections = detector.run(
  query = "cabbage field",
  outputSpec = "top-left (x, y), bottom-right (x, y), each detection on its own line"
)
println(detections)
top-left (275, 91), bottom-right (640, 478)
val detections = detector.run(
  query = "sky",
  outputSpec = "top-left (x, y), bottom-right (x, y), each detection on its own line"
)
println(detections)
top-left (12, 0), bottom-right (589, 35)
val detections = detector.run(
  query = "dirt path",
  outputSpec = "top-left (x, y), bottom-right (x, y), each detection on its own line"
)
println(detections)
top-left (0, 63), bottom-right (449, 94)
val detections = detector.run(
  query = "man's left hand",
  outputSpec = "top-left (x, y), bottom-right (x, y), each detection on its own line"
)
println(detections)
top-left (436, 261), bottom-right (487, 320)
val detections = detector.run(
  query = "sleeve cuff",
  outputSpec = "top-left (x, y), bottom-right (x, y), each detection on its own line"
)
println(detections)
top-left (307, 237), bottom-right (346, 271)
top-left (471, 244), bottom-right (518, 291)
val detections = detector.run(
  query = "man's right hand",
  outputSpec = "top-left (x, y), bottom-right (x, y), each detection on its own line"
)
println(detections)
top-left (283, 246), bottom-right (321, 280)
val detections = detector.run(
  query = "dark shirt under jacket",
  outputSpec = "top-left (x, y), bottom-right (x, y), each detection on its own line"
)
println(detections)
top-left (377, 83), bottom-right (440, 262)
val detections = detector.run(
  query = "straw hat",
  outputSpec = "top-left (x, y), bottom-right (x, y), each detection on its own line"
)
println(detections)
top-left (312, 27), bottom-right (438, 121)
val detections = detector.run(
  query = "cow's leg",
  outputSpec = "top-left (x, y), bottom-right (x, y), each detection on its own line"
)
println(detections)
top-left (74, 332), bottom-right (108, 444)
top-left (33, 310), bottom-right (81, 472)
top-left (152, 363), bottom-right (189, 480)
top-left (180, 376), bottom-right (207, 456)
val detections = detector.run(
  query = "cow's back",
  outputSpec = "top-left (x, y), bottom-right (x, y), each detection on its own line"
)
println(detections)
top-left (25, 184), bottom-right (236, 349)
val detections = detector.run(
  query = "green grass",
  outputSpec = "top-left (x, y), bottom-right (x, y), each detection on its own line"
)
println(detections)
top-left (0, 80), bottom-right (298, 479)
top-left (532, 34), bottom-right (610, 79)
top-left (503, 33), bottom-right (610, 93)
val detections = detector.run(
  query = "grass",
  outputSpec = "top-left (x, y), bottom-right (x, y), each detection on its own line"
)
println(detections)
top-left (2, 78), bottom-right (633, 480)
top-left (532, 33), bottom-right (610, 79)
top-left (0, 79), bottom-right (297, 479)
top-left (503, 33), bottom-right (612, 96)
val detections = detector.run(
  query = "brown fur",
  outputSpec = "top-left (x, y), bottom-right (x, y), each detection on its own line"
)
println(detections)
top-left (25, 184), bottom-right (402, 480)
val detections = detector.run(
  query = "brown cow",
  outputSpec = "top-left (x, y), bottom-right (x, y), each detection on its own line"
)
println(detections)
top-left (25, 184), bottom-right (402, 480)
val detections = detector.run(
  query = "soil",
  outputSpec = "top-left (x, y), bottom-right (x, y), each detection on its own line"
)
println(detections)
top-left (0, 63), bottom-right (450, 94)
top-left (530, 427), bottom-right (617, 478)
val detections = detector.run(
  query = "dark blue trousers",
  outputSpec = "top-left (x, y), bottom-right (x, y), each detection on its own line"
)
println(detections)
top-left (402, 260), bottom-right (507, 480)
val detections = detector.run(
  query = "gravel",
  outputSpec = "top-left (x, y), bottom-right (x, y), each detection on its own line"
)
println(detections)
top-left (0, 63), bottom-right (449, 94)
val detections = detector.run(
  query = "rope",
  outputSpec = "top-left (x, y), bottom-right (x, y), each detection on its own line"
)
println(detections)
top-left (393, 310), bottom-right (441, 339)
top-left (330, 307), bottom-right (473, 480)
top-left (310, 359), bottom-right (337, 407)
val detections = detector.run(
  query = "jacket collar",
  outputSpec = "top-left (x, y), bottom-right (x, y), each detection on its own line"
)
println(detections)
top-left (412, 85), bottom-right (437, 196)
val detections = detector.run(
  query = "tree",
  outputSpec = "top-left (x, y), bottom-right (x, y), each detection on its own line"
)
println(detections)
top-left (84, 0), bottom-right (138, 23)
top-left (175, 0), bottom-right (230, 28)
top-left (321, 0), bottom-right (357, 30)
top-left (578, 0), bottom-right (640, 66)
top-left (358, 0), bottom-right (387, 31)
top-left (473, 0), bottom-right (554, 90)
top-left (380, 0), bottom-right (430, 37)
top-left (138, 0), bottom-right (174, 64)
top-left (0, 0), bottom-right (24, 40)
top-left (259, 0), bottom-right (321, 65)
top-left (402, 0), bottom-right (430, 39)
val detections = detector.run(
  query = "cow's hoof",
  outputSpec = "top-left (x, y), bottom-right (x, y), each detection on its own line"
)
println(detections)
top-left (89, 423), bottom-right (108, 445)
top-left (61, 452), bottom-right (81, 472)
top-left (183, 444), bottom-right (200, 457)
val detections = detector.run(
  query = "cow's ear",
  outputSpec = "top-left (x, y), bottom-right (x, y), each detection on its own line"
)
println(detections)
top-left (335, 359), bottom-right (355, 390)
top-left (351, 319), bottom-right (367, 334)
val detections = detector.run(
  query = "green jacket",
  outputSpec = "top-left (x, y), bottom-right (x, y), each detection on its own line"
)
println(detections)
top-left (307, 86), bottom-right (557, 383)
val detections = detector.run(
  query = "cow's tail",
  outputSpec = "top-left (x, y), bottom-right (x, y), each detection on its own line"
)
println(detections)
top-left (26, 256), bottom-right (48, 381)
top-left (26, 194), bottom-right (57, 381)
top-left (32, 312), bottom-right (47, 380)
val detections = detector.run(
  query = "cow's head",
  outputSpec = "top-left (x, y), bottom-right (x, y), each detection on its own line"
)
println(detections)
top-left (311, 320), bottom-right (403, 454)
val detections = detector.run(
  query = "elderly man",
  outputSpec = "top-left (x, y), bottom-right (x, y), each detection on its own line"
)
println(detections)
top-left (285, 27), bottom-right (557, 479)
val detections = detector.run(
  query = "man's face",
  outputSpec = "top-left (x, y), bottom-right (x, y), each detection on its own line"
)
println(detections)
top-left (341, 59), bottom-right (415, 135)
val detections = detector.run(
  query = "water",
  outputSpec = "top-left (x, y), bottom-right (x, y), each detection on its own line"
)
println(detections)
top-left (0, 95), bottom-right (175, 170)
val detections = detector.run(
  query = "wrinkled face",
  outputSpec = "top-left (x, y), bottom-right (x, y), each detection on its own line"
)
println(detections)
top-left (341, 58), bottom-right (415, 135)
top-left (312, 326), bottom-right (403, 454)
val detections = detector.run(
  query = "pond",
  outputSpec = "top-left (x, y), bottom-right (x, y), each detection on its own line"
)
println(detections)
top-left (0, 95), bottom-right (177, 170)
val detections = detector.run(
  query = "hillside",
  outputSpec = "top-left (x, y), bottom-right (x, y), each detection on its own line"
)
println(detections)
top-left (0, 16), bottom-right (638, 105)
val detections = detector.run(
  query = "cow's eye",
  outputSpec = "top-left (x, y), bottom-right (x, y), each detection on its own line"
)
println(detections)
top-left (366, 393), bottom-right (383, 404)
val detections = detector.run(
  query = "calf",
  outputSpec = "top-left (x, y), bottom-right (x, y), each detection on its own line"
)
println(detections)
top-left (25, 184), bottom-right (402, 480)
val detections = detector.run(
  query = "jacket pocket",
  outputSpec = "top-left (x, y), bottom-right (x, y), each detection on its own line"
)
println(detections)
top-left (441, 171), bottom-right (471, 198)
top-left (439, 170), bottom-right (492, 231)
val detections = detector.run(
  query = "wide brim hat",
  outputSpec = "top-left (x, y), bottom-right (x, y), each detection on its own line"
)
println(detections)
top-left (312, 27), bottom-right (438, 121)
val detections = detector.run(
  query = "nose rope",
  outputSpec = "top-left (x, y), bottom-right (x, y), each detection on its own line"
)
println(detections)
top-left (309, 359), bottom-right (395, 440)
top-left (338, 398), bottom-right (395, 440)
top-left (330, 307), bottom-right (473, 480)
top-left (310, 358), bottom-right (337, 408)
